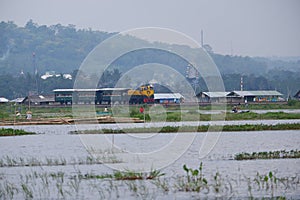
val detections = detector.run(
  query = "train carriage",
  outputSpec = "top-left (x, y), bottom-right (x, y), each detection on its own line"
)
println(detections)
top-left (53, 85), bottom-right (155, 105)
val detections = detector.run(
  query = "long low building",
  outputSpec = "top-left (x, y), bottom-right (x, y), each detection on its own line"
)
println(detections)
top-left (154, 93), bottom-right (184, 104)
top-left (0, 97), bottom-right (9, 104)
top-left (197, 90), bottom-right (284, 103)
top-left (227, 90), bottom-right (284, 103)
top-left (294, 90), bottom-right (300, 101)
top-left (197, 92), bottom-right (230, 103)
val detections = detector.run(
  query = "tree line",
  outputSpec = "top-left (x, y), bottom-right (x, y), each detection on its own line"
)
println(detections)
top-left (0, 21), bottom-right (299, 99)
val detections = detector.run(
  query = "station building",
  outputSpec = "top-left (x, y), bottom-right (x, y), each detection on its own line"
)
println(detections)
top-left (294, 90), bottom-right (300, 101)
top-left (197, 90), bottom-right (284, 104)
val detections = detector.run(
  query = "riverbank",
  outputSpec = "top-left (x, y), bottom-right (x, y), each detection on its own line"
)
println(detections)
top-left (0, 116), bottom-right (144, 126)
top-left (1, 102), bottom-right (300, 121)
top-left (1, 111), bottom-right (300, 126)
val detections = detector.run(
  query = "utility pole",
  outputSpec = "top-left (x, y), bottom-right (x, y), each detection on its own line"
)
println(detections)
top-left (240, 76), bottom-right (243, 91)
top-left (32, 52), bottom-right (38, 94)
top-left (230, 41), bottom-right (233, 56)
top-left (201, 30), bottom-right (204, 48)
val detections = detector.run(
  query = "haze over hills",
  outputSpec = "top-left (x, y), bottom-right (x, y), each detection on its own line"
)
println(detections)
top-left (0, 21), bottom-right (299, 99)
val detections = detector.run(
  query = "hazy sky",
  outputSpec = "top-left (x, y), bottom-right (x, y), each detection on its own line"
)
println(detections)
top-left (1, 0), bottom-right (299, 57)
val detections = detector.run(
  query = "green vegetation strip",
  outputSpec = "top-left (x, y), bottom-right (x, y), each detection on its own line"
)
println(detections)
top-left (130, 111), bottom-right (300, 122)
top-left (0, 128), bottom-right (35, 136)
top-left (2, 102), bottom-right (300, 121)
top-left (235, 149), bottom-right (300, 160)
top-left (70, 123), bottom-right (300, 134)
top-left (80, 169), bottom-right (165, 181)
top-left (0, 155), bottom-right (122, 167)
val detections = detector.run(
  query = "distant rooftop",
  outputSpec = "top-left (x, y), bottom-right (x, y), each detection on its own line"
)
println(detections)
top-left (154, 93), bottom-right (184, 100)
top-left (228, 90), bottom-right (283, 97)
top-left (53, 88), bottom-right (130, 92)
top-left (0, 97), bottom-right (9, 103)
top-left (199, 92), bottom-right (230, 98)
top-left (53, 89), bottom-right (101, 92)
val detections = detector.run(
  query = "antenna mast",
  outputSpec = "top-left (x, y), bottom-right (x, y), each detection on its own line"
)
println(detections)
top-left (201, 30), bottom-right (204, 48)
top-left (240, 76), bottom-right (243, 91)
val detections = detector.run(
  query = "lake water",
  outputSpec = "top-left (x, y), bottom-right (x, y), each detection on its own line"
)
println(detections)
top-left (0, 123), bottom-right (299, 199)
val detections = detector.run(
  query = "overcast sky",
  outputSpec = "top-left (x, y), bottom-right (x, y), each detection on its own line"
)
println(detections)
top-left (1, 0), bottom-right (299, 57)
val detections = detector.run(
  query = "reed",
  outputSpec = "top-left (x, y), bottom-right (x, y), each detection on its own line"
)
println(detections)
top-left (175, 162), bottom-right (208, 192)
top-left (0, 165), bottom-right (299, 199)
top-left (0, 155), bottom-right (122, 168)
top-left (0, 128), bottom-right (35, 136)
top-left (235, 149), bottom-right (300, 160)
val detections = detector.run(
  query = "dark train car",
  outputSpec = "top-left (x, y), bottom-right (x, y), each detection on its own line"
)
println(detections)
top-left (53, 89), bottom-right (74, 104)
top-left (53, 85), bottom-right (155, 105)
top-left (98, 88), bottom-right (130, 104)
top-left (54, 89), bottom-right (101, 104)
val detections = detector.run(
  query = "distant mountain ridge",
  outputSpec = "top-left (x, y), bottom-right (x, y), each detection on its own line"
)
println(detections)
top-left (0, 20), bottom-right (115, 74)
top-left (1, 20), bottom-right (299, 76)
top-left (0, 21), bottom-right (299, 99)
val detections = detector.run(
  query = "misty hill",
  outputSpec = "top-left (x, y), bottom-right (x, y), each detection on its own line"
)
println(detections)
top-left (0, 21), bottom-right (299, 99)
top-left (0, 20), bottom-right (114, 74)
top-left (1, 21), bottom-right (300, 76)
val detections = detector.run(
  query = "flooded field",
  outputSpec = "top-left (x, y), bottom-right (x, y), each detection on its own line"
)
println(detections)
top-left (0, 123), bottom-right (299, 199)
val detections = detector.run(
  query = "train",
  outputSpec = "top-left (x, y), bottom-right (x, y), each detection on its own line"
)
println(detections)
top-left (53, 84), bottom-right (155, 105)
top-left (127, 85), bottom-right (154, 104)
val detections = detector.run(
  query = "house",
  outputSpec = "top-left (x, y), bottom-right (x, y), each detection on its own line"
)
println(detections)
top-left (227, 90), bottom-right (284, 103)
top-left (10, 97), bottom-right (26, 104)
top-left (154, 93), bottom-right (184, 104)
top-left (196, 92), bottom-right (229, 103)
top-left (294, 90), bottom-right (300, 101)
top-left (0, 97), bottom-right (9, 104)
top-left (24, 94), bottom-right (55, 105)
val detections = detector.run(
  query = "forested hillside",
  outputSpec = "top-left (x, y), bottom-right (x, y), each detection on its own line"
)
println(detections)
top-left (0, 20), bottom-right (114, 74)
top-left (0, 21), bottom-right (299, 99)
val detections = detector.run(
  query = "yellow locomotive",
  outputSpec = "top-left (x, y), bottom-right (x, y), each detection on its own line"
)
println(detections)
top-left (128, 84), bottom-right (155, 104)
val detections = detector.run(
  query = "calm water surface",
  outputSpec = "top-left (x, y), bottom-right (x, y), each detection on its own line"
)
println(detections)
top-left (0, 123), bottom-right (299, 199)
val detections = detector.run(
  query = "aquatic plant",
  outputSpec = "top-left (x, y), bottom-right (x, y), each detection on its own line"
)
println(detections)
top-left (0, 155), bottom-right (122, 168)
top-left (113, 169), bottom-right (165, 180)
top-left (0, 167), bottom-right (299, 199)
top-left (0, 128), bottom-right (35, 136)
top-left (175, 162), bottom-right (208, 192)
top-left (0, 180), bottom-right (18, 199)
top-left (235, 149), bottom-right (300, 160)
top-left (152, 178), bottom-right (170, 193)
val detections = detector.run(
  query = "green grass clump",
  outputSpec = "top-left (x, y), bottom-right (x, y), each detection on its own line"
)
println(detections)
top-left (235, 149), bottom-right (300, 160)
top-left (71, 169), bottom-right (165, 181)
top-left (176, 162), bottom-right (208, 192)
top-left (0, 128), bottom-right (35, 136)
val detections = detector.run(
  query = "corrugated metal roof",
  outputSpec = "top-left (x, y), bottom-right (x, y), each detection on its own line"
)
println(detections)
top-left (201, 92), bottom-right (230, 98)
top-left (27, 95), bottom-right (55, 103)
top-left (0, 97), bottom-right (9, 103)
top-left (99, 88), bottom-right (129, 91)
top-left (53, 89), bottom-right (101, 92)
top-left (10, 97), bottom-right (26, 103)
top-left (228, 90), bottom-right (283, 97)
top-left (53, 88), bottom-right (129, 92)
top-left (154, 93), bottom-right (183, 100)
top-left (294, 90), bottom-right (300, 98)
